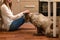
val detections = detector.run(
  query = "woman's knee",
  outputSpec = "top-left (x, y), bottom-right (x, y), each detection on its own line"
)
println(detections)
top-left (20, 17), bottom-right (25, 23)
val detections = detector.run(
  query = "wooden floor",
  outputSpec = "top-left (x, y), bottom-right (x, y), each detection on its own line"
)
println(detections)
top-left (0, 23), bottom-right (59, 40)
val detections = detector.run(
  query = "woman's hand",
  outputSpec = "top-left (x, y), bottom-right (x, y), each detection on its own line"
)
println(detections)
top-left (23, 10), bottom-right (30, 14)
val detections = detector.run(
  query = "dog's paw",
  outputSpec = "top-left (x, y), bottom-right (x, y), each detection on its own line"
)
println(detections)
top-left (46, 33), bottom-right (59, 38)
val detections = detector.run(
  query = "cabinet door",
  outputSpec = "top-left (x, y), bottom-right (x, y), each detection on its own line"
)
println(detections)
top-left (39, 2), bottom-right (48, 16)
top-left (39, 2), bottom-right (53, 16)
top-left (57, 2), bottom-right (60, 16)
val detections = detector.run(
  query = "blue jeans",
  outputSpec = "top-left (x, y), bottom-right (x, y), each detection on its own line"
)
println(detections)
top-left (9, 17), bottom-right (25, 31)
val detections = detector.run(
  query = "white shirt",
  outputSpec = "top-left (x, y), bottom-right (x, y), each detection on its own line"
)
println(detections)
top-left (1, 4), bottom-right (24, 31)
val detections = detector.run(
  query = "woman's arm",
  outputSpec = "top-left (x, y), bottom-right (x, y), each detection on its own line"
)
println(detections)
top-left (1, 4), bottom-right (29, 20)
top-left (8, 12), bottom-right (24, 20)
top-left (6, 10), bottom-right (29, 20)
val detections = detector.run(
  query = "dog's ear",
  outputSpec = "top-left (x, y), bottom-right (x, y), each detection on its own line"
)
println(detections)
top-left (24, 13), bottom-right (30, 22)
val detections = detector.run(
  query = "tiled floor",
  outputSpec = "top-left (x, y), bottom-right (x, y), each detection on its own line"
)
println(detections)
top-left (0, 23), bottom-right (59, 40)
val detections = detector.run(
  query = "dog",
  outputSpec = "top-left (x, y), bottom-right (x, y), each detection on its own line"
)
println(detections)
top-left (24, 13), bottom-right (58, 37)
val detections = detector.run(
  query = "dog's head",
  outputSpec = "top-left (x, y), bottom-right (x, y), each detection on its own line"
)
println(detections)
top-left (24, 13), bottom-right (35, 23)
top-left (24, 13), bottom-right (41, 22)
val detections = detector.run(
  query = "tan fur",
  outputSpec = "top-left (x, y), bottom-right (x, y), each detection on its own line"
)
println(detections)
top-left (25, 13), bottom-right (59, 37)
top-left (28, 13), bottom-right (53, 34)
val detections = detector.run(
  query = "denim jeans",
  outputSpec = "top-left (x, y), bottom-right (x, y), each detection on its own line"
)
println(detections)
top-left (9, 16), bottom-right (25, 31)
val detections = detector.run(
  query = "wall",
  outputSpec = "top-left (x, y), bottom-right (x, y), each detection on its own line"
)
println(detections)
top-left (12, 0), bottom-right (21, 14)
top-left (12, 0), bottom-right (39, 15)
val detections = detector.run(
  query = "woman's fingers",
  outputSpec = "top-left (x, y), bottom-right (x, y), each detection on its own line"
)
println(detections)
top-left (24, 10), bottom-right (30, 13)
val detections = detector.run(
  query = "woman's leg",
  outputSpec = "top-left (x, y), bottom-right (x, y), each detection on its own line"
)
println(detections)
top-left (9, 16), bottom-right (25, 31)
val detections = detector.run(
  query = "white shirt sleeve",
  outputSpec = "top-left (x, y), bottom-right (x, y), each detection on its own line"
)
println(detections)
top-left (1, 4), bottom-right (24, 20)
